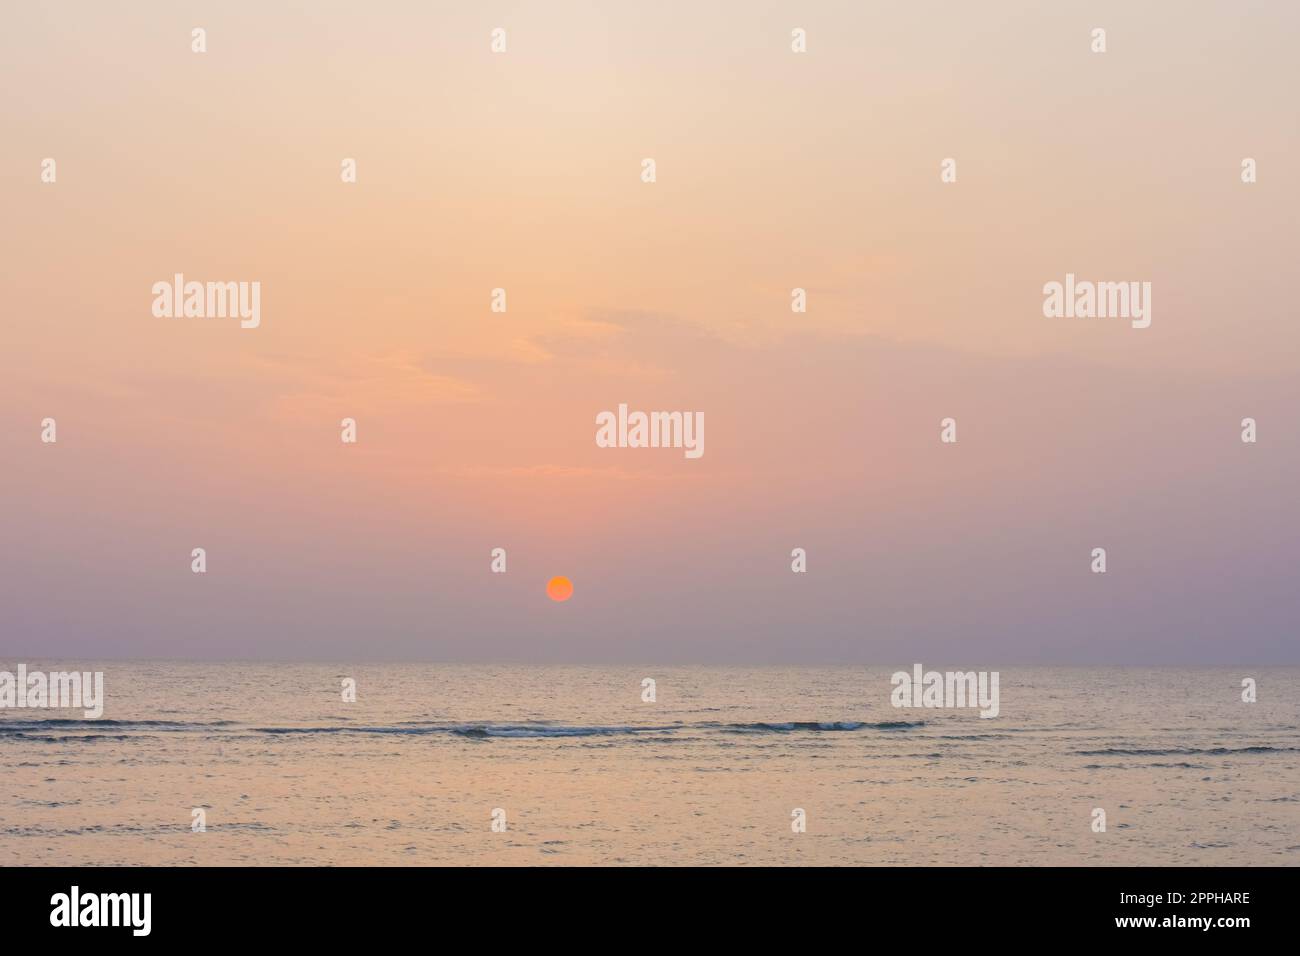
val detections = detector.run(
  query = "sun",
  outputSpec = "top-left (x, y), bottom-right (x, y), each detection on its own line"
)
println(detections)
top-left (546, 576), bottom-right (573, 602)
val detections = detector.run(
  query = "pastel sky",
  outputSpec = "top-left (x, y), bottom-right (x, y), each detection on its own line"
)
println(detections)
top-left (3, 2), bottom-right (1297, 663)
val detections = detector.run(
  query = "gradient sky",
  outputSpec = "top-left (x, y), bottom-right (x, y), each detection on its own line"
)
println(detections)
top-left (3, 1), bottom-right (1298, 663)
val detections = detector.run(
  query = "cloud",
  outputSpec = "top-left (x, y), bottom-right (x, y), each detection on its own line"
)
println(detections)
top-left (247, 350), bottom-right (483, 422)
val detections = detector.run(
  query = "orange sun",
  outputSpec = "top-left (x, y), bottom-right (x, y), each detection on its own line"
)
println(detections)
top-left (546, 576), bottom-right (573, 602)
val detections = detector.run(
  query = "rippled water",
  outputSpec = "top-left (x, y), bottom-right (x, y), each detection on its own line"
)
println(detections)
top-left (2, 663), bottom-right (1297, 865)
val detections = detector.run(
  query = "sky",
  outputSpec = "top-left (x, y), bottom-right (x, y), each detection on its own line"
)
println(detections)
top-left (2, 1), bottom-right (1298, 663)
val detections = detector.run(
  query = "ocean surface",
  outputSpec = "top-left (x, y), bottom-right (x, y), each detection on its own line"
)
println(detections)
top-left (2, 663), bottom-right (1297, 866)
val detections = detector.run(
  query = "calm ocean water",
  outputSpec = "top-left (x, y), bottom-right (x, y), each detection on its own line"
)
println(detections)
top-left (2, 663), bottom-right (1297, 866)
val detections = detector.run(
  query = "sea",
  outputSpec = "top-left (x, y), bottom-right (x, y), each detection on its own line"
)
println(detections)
top-left (2, 663), bottom-right (1297, 865)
